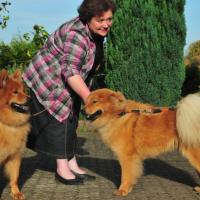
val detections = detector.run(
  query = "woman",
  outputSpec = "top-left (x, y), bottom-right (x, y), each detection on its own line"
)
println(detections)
top-left (23, 0), bottom-right (116, 185)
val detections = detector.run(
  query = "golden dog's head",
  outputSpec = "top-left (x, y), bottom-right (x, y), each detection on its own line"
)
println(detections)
top-left (0, 69), bottom-right (30, 126)
top-left (82, 88), bottom-right (126, 124)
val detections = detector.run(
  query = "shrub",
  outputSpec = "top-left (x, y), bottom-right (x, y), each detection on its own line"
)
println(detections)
top-left (105, 0), bottom-right (186, 106)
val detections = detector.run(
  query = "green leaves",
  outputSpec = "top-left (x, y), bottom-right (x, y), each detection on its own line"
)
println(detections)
top-left (32, 25), bottom-right (49, 48)
top-left (0, 1), bottom-right (11, 29)
top-left (105, 0), bottom-right (186, 106)
top-left (186, 40), bottom-right (200, 59)
top-left (0, 25), bottom-right (49, 71)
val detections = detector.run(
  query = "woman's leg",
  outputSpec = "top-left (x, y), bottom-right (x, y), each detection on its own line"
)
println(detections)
top-left (56, 156), bottom-right (86, 179)
top-left (68, 156), bottom-right (86, 174)
top-left (56, 159), bottom-right (75, 179)
top-left (67, 96), bottom-right (86, 174)
top-left (29, 89), bottom-right (85, 180)
top-left (56, 96), bottom-right (85, 178)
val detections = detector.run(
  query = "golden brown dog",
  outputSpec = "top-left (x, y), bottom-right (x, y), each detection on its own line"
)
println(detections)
top-left (0, 69), bottom-right (30, 200)
top-left (82, 88), bottom-right (200, 196)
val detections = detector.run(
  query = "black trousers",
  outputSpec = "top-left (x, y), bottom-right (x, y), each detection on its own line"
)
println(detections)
top-left (27, 90), bottom-right (81, 159)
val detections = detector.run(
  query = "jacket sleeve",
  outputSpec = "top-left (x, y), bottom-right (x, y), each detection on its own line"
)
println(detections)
top-left (61, 30), bottom-right (87, 81)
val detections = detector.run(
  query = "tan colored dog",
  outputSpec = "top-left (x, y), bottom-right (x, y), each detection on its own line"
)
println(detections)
top-left (0, 69), bottom-right (30, 200)
top-left (82, 88), bottom-right (200, 196)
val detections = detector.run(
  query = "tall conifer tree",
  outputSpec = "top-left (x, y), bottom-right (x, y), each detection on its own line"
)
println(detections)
top-left (105, 0), bottom-right (186, 106)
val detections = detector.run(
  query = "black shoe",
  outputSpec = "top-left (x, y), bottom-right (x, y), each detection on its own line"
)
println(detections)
top-left (55, 172), bottom-right (84, 185)
top-left (71, 170), bottom-right (96, 181)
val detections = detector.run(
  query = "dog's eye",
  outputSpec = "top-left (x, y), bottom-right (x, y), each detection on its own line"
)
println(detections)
top-left (92, 100), bottom-right (98, 104)
top-left (13, 90), bottom-right (18, 94)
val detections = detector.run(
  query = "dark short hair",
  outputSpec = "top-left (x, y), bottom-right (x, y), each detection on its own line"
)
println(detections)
top-left (78, 0), bottom-right (117, 24)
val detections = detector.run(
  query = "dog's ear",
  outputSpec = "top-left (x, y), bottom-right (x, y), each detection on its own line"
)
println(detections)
top-left (12, 69), bottom-right (22, 79)
top-left (111, 91), bottom-right (126, 102)
top-left (116, 91), bottom-right (126, 101)
top-left (0, 69), bottom-right (9, 88)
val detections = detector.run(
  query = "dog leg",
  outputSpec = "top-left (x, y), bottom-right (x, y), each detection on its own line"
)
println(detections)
top-left (4, 154), bottom-right (25, 200)
top-left (113, 155), bottom-right (143, 196)
top-left (181, 146), bottom-right (200, 193)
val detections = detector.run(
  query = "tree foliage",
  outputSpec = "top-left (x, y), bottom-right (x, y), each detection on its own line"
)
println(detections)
top-left (105, 0), bottom-right (186, 106)
top-left (0, 25), bottom-right (49, 71)
top-left (185, 40), bottom-right (200, 61)
top-left (0, 1), bottom-right (11, 29)
top-left (182, 41), bottom-right (200, 97)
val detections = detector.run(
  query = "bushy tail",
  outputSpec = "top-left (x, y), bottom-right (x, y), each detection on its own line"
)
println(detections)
top-left (176, 93), bottom-right (200, 146)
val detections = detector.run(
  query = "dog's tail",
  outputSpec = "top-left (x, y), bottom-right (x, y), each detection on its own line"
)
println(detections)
top-left (176, 93), bottom-right (200, 146)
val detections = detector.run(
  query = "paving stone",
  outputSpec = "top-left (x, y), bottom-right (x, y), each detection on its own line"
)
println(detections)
top-left (1, 125), bottom-right (200, 200)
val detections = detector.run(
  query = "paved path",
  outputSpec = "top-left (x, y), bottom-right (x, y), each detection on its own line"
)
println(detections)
top-left (1, 122), bottom-right (200, 200)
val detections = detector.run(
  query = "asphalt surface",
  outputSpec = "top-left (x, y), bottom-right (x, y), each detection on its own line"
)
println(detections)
top-left (1, 121), bottom-right (200, 200)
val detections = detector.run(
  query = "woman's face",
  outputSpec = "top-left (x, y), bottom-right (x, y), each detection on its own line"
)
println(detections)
top-left (88, 9), bottom-right (113, 37)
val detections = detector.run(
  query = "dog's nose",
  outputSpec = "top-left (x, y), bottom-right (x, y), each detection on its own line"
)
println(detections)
top-left (81, 108), bottom-right (86, 116)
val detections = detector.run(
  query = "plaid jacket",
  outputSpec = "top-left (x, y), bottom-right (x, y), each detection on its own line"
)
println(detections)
top-left (23, 17), bottom-right (97, 122)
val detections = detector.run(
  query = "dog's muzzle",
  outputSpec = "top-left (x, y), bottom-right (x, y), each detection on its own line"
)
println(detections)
top-left (81, 109), bottom-right (102, 121)
top-left (11, 102), bottom-right (29, 114)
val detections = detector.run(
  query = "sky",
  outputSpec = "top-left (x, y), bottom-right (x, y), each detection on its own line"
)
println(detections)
top-left (0, 0), bottom-right (199, 53)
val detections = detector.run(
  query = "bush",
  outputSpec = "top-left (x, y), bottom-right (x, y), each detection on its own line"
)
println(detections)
top-left (105, 0), bottom-right (186, 106)
top-left (185, 40), bottom-right (200, 60)
top-left (0, 25), bottom-right (49, 72)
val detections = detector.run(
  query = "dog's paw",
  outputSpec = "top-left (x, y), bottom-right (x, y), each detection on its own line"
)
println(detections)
top-left (194, 186), bottom-right (200, 193)
top-left (11, 192), bottom-right (25, 200)
top-left (113, 189), bottom-right (129, 196)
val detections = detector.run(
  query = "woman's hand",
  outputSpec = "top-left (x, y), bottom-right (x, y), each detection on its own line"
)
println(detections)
top-left (67, 75), bottom-right (90, 103)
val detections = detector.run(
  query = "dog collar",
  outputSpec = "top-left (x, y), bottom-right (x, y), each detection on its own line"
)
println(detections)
top-left (118, 107), bottom-right (175, 117)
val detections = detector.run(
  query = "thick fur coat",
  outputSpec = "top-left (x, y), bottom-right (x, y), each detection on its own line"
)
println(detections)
top-left (83, 88), bottom-right (200, 196)
top-left (0, 70), bottom-right (30, 200)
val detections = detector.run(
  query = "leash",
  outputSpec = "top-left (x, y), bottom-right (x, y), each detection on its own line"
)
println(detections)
top-left (27, 92), bottom-right (49, 117)
top-left (31, 108), bottom-right (48, 117)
